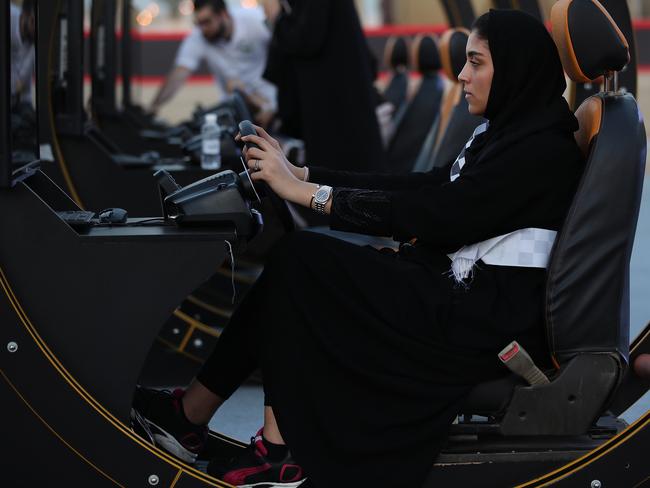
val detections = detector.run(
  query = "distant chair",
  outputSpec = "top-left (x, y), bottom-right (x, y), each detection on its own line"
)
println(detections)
top-left (412, 28), bottom-right (484, 173)
top-left (381, 36), bottom-right (410, 113)
top-left (386, 34), bottom-right (444, 174)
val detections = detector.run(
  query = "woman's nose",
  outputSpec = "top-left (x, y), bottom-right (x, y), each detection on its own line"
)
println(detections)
top-left (458, 62), bottom-right (470, 84)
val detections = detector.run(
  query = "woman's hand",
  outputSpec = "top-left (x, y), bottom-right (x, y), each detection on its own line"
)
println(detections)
top-left (236, 125), bottom-right (307, 182)
top-left (243, 133), bottom-right (300, 201)
top-left (237, 125), bottom-right (330, 212)
top-left (236, 126), bottom-right (313, 210)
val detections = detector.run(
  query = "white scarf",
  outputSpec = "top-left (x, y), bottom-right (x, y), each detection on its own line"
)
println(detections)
top-left (446, 125), bottom-right (556, 282)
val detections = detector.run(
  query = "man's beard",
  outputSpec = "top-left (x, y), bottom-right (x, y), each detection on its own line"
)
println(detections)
top-left (205, 23), bottom-right (227, 43)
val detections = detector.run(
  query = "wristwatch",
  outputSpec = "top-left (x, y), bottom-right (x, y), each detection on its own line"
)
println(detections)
top-left (312, 185), bottom-right (333, 214)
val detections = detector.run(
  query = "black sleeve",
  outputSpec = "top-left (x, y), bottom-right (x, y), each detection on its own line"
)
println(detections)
top-left (328, 138), bottom-right (581, 249)
top-left (274, 1), bottom-right (331, 58)
top-left (309, 165), bottom-right (451, 191)
top-left (329, 188), bottom-right (393, 237)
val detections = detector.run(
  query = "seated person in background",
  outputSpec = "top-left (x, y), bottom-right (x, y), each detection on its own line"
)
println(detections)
top-left (133, 10), bottom-right (584, 488)
top-left (10, 0), bottom-right (35, 105)
top-left (149, 0), bottom-right (277, 126)
top-left (10, 0), bottom-right (37, 160)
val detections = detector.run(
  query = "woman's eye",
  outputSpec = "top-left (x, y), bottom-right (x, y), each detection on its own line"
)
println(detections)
top-left (470, 60), bottom-right (479, 67)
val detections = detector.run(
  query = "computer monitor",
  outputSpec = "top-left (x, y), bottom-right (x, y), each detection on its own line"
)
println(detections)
top-left (1, 0), bottom-right (38, 190)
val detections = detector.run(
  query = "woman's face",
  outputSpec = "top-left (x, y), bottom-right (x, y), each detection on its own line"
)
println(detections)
top-left (458, 32), bottom-right (494, 116)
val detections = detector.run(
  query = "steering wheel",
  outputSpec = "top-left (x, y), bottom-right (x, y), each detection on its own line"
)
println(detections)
top-left (238, 121), bottom-right (295, 233)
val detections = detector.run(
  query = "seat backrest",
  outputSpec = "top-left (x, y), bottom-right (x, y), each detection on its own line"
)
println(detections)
top-left (411, 28), bottom-right (485, 173)
top-left (456, 0), bottom-right (644, 437)
top-left (387, 35), bottom-right (444, 173)
top-left (429, 29), bottom-right (484, 170)
top-left (437, 28), bottom-right (471, 140)
top-left (546, 0), bottom-right (646, 367)
top-left (382, 36), bottom-right (410, 110)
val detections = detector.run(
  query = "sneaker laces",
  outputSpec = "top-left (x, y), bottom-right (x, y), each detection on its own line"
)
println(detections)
top-left (251, 428), bottom-right (268, 458)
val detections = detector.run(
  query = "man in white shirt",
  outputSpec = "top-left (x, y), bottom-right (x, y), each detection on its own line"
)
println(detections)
top-left (150, 0), bottom-right (277, 125)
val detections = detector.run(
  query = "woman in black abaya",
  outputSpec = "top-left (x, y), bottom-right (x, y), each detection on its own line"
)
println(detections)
top-left (134, 10), bottom-right (584, 488)
top-left (263, 0), bottom-right (386, 172)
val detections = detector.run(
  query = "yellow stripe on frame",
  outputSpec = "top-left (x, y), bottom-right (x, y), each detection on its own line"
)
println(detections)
top-left (186, 295), bottom-right (232, 319)
top-left (169, 469), bottom-right (183, 488)
top-left (515, 410), bottom-right (650, 487)
top-left (0, 265), bottom-right (231, 487)
top-left (173, 309), bottom-right (222, 338)
top-left (1, 369), bottom-right (125, 487)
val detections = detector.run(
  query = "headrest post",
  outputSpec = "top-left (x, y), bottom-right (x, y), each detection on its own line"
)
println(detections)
top-left (604, 71), bottom-right (618, 94)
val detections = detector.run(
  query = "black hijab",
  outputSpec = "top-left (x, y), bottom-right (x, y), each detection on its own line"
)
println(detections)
top-left (471, 9), bottom-right (578, 160)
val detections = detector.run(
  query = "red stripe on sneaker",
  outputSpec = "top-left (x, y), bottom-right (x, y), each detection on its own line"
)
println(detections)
top-left (253, 428), bottom-right (268, 457)
top-left (280, 464), bottom-right (304, 482)
top-left (223, 464), bottom-right (272, 485)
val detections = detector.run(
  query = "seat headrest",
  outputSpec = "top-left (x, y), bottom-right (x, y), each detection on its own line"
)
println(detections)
top-left (439, 28), bottom-right (470, 83)
top-left (383, 36), bottom-right (409, 71)
top-left (411, 34), bottom-right (441, 74)
top-left (551, 0), bottom-right (629, 82)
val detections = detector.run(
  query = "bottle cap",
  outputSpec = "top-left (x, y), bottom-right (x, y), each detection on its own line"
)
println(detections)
top-left (205, 113), bottom-right (217, 125)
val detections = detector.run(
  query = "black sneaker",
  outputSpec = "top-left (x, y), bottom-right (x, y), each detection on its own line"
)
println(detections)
top-left (130, 386), bottom-right (208, 463)
top-left (208, 429), bottom-right (307, 487)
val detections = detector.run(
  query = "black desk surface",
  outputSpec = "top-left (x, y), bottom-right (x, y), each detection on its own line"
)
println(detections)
top-left (76, 218), bottom-right (238, 243)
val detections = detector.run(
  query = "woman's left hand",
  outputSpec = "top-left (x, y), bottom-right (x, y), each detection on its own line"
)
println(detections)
top-left (242, 134), bottom-right (304, 203)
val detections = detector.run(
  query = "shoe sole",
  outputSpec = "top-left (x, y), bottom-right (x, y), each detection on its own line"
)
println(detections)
top-left (130, 407), bottom-right (198, 464)
top-left (238, 481), bottom-right (307, 488)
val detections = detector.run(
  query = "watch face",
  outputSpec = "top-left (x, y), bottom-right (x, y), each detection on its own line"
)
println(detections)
top-left (315, 187), bottom-right (330, 203)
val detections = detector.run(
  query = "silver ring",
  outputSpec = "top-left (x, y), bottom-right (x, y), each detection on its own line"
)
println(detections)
top-left (253, 159), bottom-right (261, 172)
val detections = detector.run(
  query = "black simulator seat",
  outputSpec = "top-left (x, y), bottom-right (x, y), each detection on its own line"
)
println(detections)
top-left (451, 0), bottom-right (644, 439)
top-left (387, 34), bottom-right (444, 174)
top-left (412, 27), bottom-right (485, 173)
top-left (382, 36), bottom-right (410, 113)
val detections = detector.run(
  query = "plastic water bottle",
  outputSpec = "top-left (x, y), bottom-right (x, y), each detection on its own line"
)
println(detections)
top-left (201, 113), bottom-right (221, 170)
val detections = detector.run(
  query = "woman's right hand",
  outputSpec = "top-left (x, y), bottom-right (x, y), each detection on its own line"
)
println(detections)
top-left (237, 124), bottom-right (307, 181)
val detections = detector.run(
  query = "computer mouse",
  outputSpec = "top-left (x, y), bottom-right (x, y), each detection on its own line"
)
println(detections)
top-left (98, 208), bottom-right (128, 224)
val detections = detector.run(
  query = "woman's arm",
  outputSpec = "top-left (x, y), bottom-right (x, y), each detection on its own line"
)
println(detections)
top-left (240, 125), bottom-right (450, 191)
top-left (308, 165), bottom-right (450, 191)
top-left (328, 139), bottom-right (580, 249)
top-left (238, 127), bottom-right (574, 248)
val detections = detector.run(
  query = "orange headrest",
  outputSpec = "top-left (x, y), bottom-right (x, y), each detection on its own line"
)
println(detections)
top-left (551, 0), bottom-right (629, 83)
top-left (438, 28), bottom-right (470, 83)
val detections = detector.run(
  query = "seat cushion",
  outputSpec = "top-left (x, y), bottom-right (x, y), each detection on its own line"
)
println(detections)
top-left (460, 374), bottom-right (525, 417)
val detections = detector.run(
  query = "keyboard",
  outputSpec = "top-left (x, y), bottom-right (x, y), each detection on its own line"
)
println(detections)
top-left (56, 210), bottom-right (96, 227)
